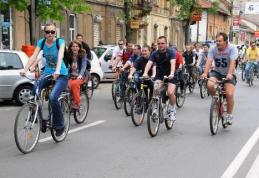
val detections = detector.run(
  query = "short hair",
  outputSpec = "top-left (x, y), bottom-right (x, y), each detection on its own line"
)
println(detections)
top-left (142, 45), bottom-right (151, 51)
top-left (157, 36), bottom-right (167, 43)
top-left (135, 44), bottom-right (141, 50)
top-left (76, 33), bottom-right (83, 38)
top-left (202, 43), bottom-right (210, 48)
top-left (44, 22), bottom-right (56, 31)
top-left (216, 32), bottom-right (228, 42)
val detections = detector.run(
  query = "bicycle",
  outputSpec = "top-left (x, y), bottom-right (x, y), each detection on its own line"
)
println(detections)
top-left (247, 62), bottom-right (257, 87)
top-left (184, 65), bottom-right (197, 93)
top-left (241, 60), bottom-right (246, 81)
top-left (131, 77), bottom-right (152, 126)
top-left (198, 78), bottom-right (209, 99)
top-left (111, 68), bottom-right (128, 109)
top-left (147, 76), bottom-right (174, 137)
top-left (208, 78), bottom-right (228, 135)
top-left (14, 75), bottom-right (70, 154)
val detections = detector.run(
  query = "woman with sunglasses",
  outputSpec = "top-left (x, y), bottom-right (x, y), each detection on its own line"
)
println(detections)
top-left (67, 40), bottom-right (88, 109)
top-left (20, 22), bottom-right (68, 137)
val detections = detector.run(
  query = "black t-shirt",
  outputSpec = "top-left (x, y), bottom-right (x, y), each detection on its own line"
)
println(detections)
top-left (150, 48), bottom-right (176, 77)
top-left (183, 51), bottom-right (195, 65)
top-left (134, 56), bottom-right (152, 75)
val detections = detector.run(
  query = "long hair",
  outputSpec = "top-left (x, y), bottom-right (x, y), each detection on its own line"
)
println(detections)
top-left (67, 40), bottom-right (86, 69)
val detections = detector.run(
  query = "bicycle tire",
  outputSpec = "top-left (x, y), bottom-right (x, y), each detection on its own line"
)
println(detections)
top-left (209, 98), bottom-right (220, 135)
top-left (147, 98), bottom-right (160, 137)
top-left (86, 79), bottom-right (94, 99)
top-left (14, 103), bottom-right (40, 154)
top-left (124, 87), bottom-right (135, 116)
top-left (176, 85), bottom-right (186, 108)
top-left (164, 100), bottom-right (173, 130)
top-left (199, 80), bottom-right (207, 99)
top-left (131, 92), bottom-right (145, 126)
top-left (112, 80), bottom-right (122, 109)
top-left (241, 69), bottom-right (245, 81)
top-left (249, 69), bottom-right (254, 87)
top-left (74, 92), bottom-right (89, 124)
top-left (51, 97), bottom-right (70, 142)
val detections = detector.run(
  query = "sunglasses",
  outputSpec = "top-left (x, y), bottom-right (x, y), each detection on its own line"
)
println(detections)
top-left (118, 43), bottom-right (123, 45)
top-left (158, 43), bottom-right (165, 45)
top-left (45, 30), bottom-right (55, 34)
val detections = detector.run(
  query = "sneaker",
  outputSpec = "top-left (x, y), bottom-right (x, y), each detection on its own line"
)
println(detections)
top-left (55, 127), bottom-right (65, 137)
top-left (226, 114), bottom-right (233, 125)
top-left (168, 106), bottom-right (176, 122)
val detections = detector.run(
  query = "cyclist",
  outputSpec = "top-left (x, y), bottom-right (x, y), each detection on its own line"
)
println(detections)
top-left (201, 32), bottom-right (238, 125)
top-left (76, 33), bottom-right (91, 60)
top-left (67, 40), bottom-right (88, 109)
top-left (111, 40), bottom-right (125, 78)
top-left (143, 36), bottom-right (177, 122)
top-left (122, 44), bottom-right (141, 70)
top-left (197, 43), bottom-right (210, 75)
top-left (128, 45), bottom-right (155, 100)
top-left (183, 44), bottom-right (197, 80)
top-left (245, 41), bottom-right (259, 82)
top-left (20, 22), bottom-right (68, 136)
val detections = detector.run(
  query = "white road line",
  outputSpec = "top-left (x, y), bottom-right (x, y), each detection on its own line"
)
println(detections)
top-left (221, 127), bottom-right (259, 178)
top-left (246, 154), bottom-right (259, 178)
top-left (39, 120), bottom-right (106, 143)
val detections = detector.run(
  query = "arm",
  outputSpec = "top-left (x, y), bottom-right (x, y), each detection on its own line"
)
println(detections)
top-left (122, 61), bottom-right (131, 71)
top-left (54, 43), bottom-right (65, 80)
top-left (151, 65), bottom-right (156, 78)
top-left (113, 55), bottom-right (121, 69)
top-left (128, 67), bottom-right (136, 79)
top-left (21, 46), bottom-right (41, 75)
top-left (169, 59), bottom-right (176, 77)
top-left (143, 61), bottom-right (153, 76)
top-left (78, 57), bottom-right (87, 79)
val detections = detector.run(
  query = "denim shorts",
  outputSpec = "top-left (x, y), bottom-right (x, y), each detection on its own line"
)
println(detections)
top-left (209, 70), bottom-right (237, 86)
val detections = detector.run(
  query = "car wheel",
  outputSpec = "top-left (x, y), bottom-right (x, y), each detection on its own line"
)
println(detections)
top-left (14, 85), bottom-right (33, 105)
top-left (91, 74), bottom-right (100, 89)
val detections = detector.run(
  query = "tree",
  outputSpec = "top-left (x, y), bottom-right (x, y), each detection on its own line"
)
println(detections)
top-left (0, 0), bottom-right (90, 45)
top-left (168, 0), bottom-right (219, 45)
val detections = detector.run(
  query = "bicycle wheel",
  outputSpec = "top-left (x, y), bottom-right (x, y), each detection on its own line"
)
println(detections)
top-left (241, 68), bottom-right (245, 81)
top-left (74, 92), bottom-right (89, 124)
top-left (112, 80), bottom-right (122, 109)
top-left (147, 98), bottom-right (160, 137)
top-left (176, 85), bottom-right (186, 108)
top-left (249, 69), bottom-right (254, 87)
top-left (209, 98), bottom-right (220, 135)
top-left (188, 76), bottom-right (194, 93)
top-left (14, 103), bottom-right (40, 154)
top-left (51, 97), bottom-right (70, 142)
top-left (164, 100), bottom-right (173, 130)
top-left (124, 87), bottom-right (135, 116)
top-left (86, 79), bottom-right (94, 99)
top-left (131, 92), bottom-right (145, 126)
top-left (199, 80), bottom-right (207, 99)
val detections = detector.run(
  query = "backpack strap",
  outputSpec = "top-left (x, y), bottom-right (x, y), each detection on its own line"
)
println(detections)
top-left (40, 38), bottom-right (46, 50)
top-left (56, 38), bottom-right (60, 50)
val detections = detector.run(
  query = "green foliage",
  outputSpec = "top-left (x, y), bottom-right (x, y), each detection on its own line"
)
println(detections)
top-left (0, 0), bottom-right (90, 21)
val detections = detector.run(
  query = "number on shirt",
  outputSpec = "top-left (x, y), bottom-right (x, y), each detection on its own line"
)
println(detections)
top-left (215, 58), bottom-right (227, 68)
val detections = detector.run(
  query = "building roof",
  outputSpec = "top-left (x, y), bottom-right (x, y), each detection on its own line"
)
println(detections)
top-left (198, 0), bottom-right (231, 16)
top-left (198, 0), bottom-right (211, 9)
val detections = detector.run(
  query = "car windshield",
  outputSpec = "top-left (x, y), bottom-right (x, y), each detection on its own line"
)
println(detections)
top-left (93, 47), bottom-right (107, 58)
top-left (0, 52), bottom-right (23, 70)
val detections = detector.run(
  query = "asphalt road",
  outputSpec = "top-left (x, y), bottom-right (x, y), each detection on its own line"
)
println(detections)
top-left (0, 72), bottom-right (259, 178)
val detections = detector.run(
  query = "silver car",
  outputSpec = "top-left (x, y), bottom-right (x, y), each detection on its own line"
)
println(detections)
top-left (0, 50), bottom-right (34, 105)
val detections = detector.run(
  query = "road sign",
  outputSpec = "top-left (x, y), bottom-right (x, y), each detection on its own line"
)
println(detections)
top-left (130, 20), bottom-right (139, 29)
top-left (232, 17), bottom-right (240, 31)
top-left (255, 31), bottom-right (259, 39)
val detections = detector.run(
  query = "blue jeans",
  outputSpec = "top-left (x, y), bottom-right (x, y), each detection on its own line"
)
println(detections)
top-left (198, 66), bottom-right (204, 75)
top-left (245, 62), bottom-right (258, 81)
top-left (33, 73), bottom-right (68, 129)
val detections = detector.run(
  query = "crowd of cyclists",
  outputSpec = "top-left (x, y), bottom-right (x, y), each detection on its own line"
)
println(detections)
top-left (15, 20), bottom-right (259, 152)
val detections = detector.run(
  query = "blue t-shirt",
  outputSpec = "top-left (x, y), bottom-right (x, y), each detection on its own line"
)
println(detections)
top-left (208, 44), bottom-right (238, 75)
top-left (129, 54), bottom-right (139, 64)
top-left (37, 38), bottom-right (68, 76)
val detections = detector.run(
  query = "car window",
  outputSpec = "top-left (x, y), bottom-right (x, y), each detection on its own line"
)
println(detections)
top-left (0, 52), bottom-right (23, 70)
top-left (93, 47), bottom-right (107, 58)
top-left (103, 49), bottom-right (113, 62)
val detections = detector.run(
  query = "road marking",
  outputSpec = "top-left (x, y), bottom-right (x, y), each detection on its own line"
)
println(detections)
top-left (39, 120), bottom-right (106, 143)
top-left (246, 154), bottom-right (259, 178)
top-left (221, 126), bottom-right (259, 178)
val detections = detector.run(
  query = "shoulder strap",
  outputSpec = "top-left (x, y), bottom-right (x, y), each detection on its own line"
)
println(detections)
top-left (40, 38), bottom-right (46, 50)
top-left (56, 38), bottom-right (60, 50)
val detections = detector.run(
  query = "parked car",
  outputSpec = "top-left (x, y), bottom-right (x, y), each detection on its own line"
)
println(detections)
top-left (0, 50), bottom-right (34, 105)
top-left (93, 45), bottom-right (115, 80)
top-left (90, 50), bottom-right (103, 89)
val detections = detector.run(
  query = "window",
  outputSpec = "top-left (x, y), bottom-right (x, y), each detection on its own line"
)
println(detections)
top-left (116, 25), bottom-right (122, 43)
top-left (0, 53), bottom-right (23, 69)
top-left (164, 26), bottom-right (168, 37)
top-left (69, 14), bottom-right (76, 42)
top-left (93, 23), bottom-right (101, 47)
